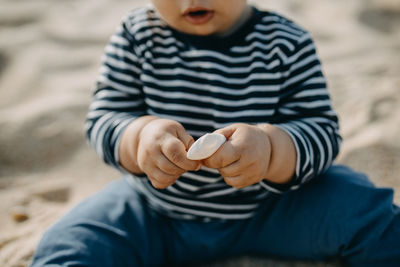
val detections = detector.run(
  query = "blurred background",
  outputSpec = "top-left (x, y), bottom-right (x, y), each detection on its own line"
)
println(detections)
top-left (0, 0), bottom-right (399, 266)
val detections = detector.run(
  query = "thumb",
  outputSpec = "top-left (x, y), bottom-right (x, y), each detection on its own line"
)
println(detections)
top-left (214, 125), bottom-right (236, 140)
top-left (175, 125), bottom-right (195, 150)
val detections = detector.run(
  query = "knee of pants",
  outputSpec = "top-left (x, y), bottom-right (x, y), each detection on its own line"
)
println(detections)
top-left (31, 219), bottom-right (136, 267)
top-left (307, 165), bottom-right (391, 207)
top-left (319, 166), bottom-right (400, 265)
top-left (306, 165), bottom-right (396, 254)
top-left (252, 165), bottom-right (396, 257)
top-left (30, 178), bottom-right (165, 267)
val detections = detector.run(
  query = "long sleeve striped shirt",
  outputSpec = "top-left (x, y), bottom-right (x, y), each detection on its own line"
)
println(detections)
top-left (86, 6), bottom-right (341, 221)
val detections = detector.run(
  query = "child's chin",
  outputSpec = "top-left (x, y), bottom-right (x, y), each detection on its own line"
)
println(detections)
top-left (180, 25), bottom-right (218, 36)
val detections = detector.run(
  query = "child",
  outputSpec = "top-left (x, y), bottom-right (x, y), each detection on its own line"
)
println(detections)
top-left (31, 0), bottom-right (400, 266)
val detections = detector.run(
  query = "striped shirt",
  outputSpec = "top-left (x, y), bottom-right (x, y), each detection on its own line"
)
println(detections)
top-left (86, 6), bottom-right (342, 221)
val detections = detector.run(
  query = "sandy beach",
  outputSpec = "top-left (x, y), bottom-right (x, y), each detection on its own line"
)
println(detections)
top-left (0, 0), bottom-right (399, 266)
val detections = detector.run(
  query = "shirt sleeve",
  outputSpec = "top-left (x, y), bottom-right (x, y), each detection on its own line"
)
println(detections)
top-left (259, 32), bottom-right (342, 192)
top-left (85, 16), bottom-right (146, 172)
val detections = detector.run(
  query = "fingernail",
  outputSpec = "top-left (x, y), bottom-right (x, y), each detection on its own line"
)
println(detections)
top-left (195, 164), bottom-right (202, 171)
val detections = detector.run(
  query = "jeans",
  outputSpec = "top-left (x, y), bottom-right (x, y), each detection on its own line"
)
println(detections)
top-left (30, 165), bottom-right (400, 266)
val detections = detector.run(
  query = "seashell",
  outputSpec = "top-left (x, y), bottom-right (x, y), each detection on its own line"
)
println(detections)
top-left (187, 133), bottom-right (226, 160)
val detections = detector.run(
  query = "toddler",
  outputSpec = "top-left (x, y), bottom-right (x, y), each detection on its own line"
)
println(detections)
top-left (31, 0), bottom-right (400, 266)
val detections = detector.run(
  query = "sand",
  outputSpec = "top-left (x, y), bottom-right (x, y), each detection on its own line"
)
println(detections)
top-left (0, 0), bottom-right (399, 266)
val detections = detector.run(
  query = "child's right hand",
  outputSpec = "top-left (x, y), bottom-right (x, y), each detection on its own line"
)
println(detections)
top-left (120, 117), bottom-right (201, 189)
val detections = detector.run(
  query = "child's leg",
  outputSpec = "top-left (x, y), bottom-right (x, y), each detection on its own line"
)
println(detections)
top-left (30, 178), bottom-right (169, 267)
top-left (237, 165), bottom-right (400, 266)
top-left (30, 178), bottom-right (246, 266)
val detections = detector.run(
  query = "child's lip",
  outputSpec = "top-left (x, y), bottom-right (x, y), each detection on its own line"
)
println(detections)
top-left (183, 7), bottom-right (215, 25)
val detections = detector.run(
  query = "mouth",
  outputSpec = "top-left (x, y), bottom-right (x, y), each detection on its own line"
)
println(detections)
top-left (183, 7), bottom-right (214, 25)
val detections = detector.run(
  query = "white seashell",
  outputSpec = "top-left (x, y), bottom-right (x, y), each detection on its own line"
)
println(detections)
top-left (187, 133), bottom-right (226, 160)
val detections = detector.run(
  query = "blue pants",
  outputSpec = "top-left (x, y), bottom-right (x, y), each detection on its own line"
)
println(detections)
top-left (30, 165), bottom-right (400, 266)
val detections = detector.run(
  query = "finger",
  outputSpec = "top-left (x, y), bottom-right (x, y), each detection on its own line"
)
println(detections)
top-left (214, 125), bottom-right (236, 140)
top-left (218, 160), bottom-right (244, 178)
top-left (148, 178), bottom-right (172, 189)
top-left (203, 141), bottom-right (240, 169)
top-left (156, 154), bottom-right (185, 176)
top-left (137, 148), bottom-right (162, 175)
top-left (161, 137), bottom-right (200, 171)
top-left (148, 168), bottom-right (179, 189)
top-left (223, 175), bottom-right (249, 189)
top-left (175, 125), bottom-right (195, 150)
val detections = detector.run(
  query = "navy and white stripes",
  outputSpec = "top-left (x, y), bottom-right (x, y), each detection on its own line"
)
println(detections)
top-left (86, 6), bottom-right (341, 220)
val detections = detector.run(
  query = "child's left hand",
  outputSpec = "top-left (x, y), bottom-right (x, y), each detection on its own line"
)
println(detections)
top-left (202, 123), bottom-right (272, 189)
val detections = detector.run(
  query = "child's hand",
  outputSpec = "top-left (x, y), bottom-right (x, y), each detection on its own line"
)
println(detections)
top-left (137, 118), bottom-right (201, 189)
top-left (203, 123), bottom-right (272, 189)
top-left (120, 117), bottom-right (201, 189)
